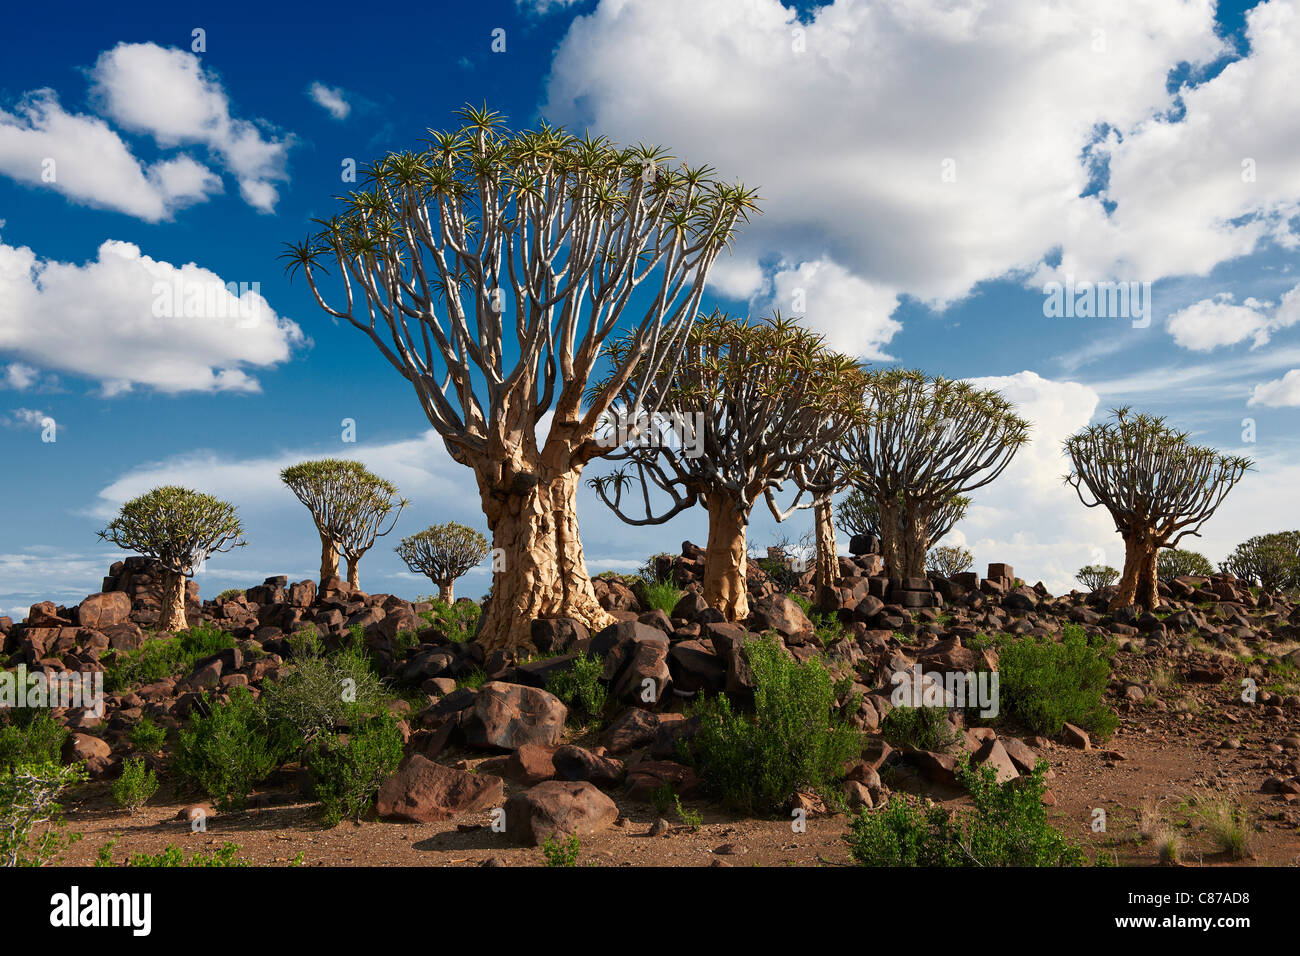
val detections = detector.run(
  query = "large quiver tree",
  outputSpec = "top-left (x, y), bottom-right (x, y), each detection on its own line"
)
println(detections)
top-left (98, 486), bottom-right (246, 632)
top-left (285, 105), bottom-right (757, 650)
top-left (590, 313), bottom-right (864, 620)
top-left (838, 370), bottom-right (1028, 579)
top-left (1064, 408), bottom-right (1252, 611)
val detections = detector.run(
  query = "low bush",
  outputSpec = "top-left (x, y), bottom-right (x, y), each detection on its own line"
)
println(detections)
top-left (174, 687), bottom-right (292, 810)
top-left (416, 599), bottom-right (482, 643)
top-left (105, 622), bottom-right (237, 691)
top-left (545, 654), bottom-right (608, 724)
top-left (262, 632), bottom-right (385, 747)
top-left (128, 716), bottom-right (167, 754)
top-left (993, 625), bottom-right (1118, 739)
top-left (0, 711), bottom-right (68, 770)
top-left (881, 704), bottom-right (960, 752)
top-left (640, 576), bottom-right (684, 615)
top-left (542, 834), bottom-right (580, 867)
top-left (684, 634), bottom-right (861, 814)
top-left (0, 761), bottom-right (85, 866)
top-left (306, 713), bottom-right (404, 827)
top-left (1156, 548), bottom-right (1215, 581)
top-left (846, 759), bottom-right (1085, 866)
top-left (96, 838), bottom-right (249, 867)
top-left (110, 757), bottom-right (158, 812)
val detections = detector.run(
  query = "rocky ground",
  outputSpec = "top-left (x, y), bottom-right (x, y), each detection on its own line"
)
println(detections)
top-left (5, 540), bottom-right (1300, 867)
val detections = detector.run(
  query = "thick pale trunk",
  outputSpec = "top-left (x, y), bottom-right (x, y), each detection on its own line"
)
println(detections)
top-left (318, 532), bottom-right (340, 589)
top-left (437, 581), bottom-right (453, 603)
top-left (704, 493), bottom-right (749, 621)
top-left (877, 495), bottom-right (902, 579)
top-left (813, 499), bottom-right (838, 591)
top-left (476, 468), bottom-right (614, 652)
top-left (158, 570), bottom-right (188, 633)
top-left (898, 506), bottom-right (931, 580)
top-left (1110, 525), bottom-right (1161, 611)
top-left (346, 557), bottom-right (360, 590)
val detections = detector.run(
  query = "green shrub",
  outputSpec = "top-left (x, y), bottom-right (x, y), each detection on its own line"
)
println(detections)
top-left (881, 704), bottom-right (960, 752)
top-left (96, 838), bottom-right (248, 867)
top-left (545, 654), bottom-right (608, 724)
top-left (994, 625), bottom-right (1118, 739)
top-left (110, 757), bottom-right (158, 812)
top-left (685, 634), bottom-right (861, 813)
top-left (0, 712), bottom-right (69, 770)
top-left (542, 834), bottom-right (580, 867)
top-left (128, 716), bottom-right (167, 754)
top-left (262, 636), bottom-right (386, 747)
top-left (215, 588), bottom-right (246, 602)
top-left (1156, 548), bottom-right (1215, 581)
top-left (1, 761), bottom-right (85, 866)
top-left (416, 599), bottom-right (482, 643)
top-left (174, 687), bottom-right (291, 810)
top-left (846, 758), bottom-right (1084, 866)
top-left (640, 576), bottom-right (684, 615)
top-left (306, 713), bottom-right (404, 827)
top-left (105, 622), bottom-right (237, 691)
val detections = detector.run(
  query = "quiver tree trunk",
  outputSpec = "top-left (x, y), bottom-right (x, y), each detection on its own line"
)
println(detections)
top-left (437, 581), bottom-right (453, 603)
top-left (877, 496), bottom-right (902, 579)
top-left (345, 558), bottom-right (361, 590)
top-left (319, 532), bottom-right (340, 589)
top-left (898, 506), bottom-right (931, 580)
top-left (704, 492), bottom-right (750, 622)
top-left (813, 499), bottom-right (838, 591)
top-left (476, 467), bottom-right (614, 652)
top-left (1111, 526), bottom-right (1162, 611)
top-left (158, 570), bottom-right (188, 633)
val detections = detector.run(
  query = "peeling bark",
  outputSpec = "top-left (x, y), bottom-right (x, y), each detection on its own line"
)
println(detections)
top-left (158, 571), bottom-right (188, 633)
top-left (476, 466), bottom-right (614, 652)
top-left (319, 532), bottom-right (340, 589)
top-left (346, 558), bottom-right (360, 590)
top-left (437, 581), bottom-right (453, 603)
top-left (1111, 525), bottom-right (1161, 611)
top-left (704, 492), bottom-right (749, 621)
top-left (813, 499), bottom-right (838, 591)
top-left (898, 506), bottom-right (932, 580)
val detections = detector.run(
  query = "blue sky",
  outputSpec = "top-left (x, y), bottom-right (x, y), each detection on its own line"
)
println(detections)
top-left (1, 0), bottom-right (1298, 615)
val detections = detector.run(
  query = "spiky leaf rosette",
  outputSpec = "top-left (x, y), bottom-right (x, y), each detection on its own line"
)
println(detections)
top-left (1076, 565), bottom-right (1120, 591)
top-left (926, 544), bottom-right (974, 577)
top-left (282, 104), bottom-right (760, 470)
top-left (1063, 407), bottom-right (1252, 546)
top-left (588, 311), bottom-right (868, 526)
top-left (281, 459), bottom-right (406, 558)
top-left (98, 486), bottom-right (245, 576)
top-left (838, 369), bottom-right (1031, 508)
top-left (396, 522), bottom-right (491, 584)
top-left (836, 487), bottom-right (969, 543)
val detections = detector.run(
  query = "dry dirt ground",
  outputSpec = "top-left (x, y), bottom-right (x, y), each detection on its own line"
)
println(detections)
top-left (58, 691), bottom-right (1300, 869)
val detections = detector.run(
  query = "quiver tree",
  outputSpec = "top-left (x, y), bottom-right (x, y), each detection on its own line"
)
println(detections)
top-left (1076, 564), bottom-right (1119, 592)
top-left (1220, 531), bottom-right (1300, 591)
top-left (1064, 408), bottom-right (1252, 611)
top-left (396, 522), bottom-right (491, 602)
top-left (1156, 547), bottom-right (1215, 582)
top-left (762, 445), bottom-right (852, 593)
top-left (926, 545), bottom-right (973, 577)
top-left (590, 312), bottom-right (865, 620)
top-left (837, 370), bottom-right (1028, 579)
top-left (284, 105), bottom-right (757, 651)
top-left (98, 486), bottom-right (245, 632)
top-left (280, 459), bottom-right (406, 590)
top-left (835, 487), bottom-right (969, 550)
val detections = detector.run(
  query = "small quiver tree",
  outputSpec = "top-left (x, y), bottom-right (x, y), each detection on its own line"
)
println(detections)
top-left (1076, 564), bottom-right (1120, 592)
top-left (396, 522), bottom-right (491, 602)
top-left (98, 486), bottom-right (245, 632)
top-left (1064, 408), bottom-right (1251, 611)
top-left (926, 544), bottom-right (974, 577)
top-left (590, 312), bottom-right (865, 621)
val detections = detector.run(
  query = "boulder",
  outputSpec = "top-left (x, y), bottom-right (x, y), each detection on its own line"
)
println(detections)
top-left (376, 755), bottom-right (504, 822)
top-left (503, 780), bottom-right (619, 846)
top-left (460, 682), bottom-right (567, 751)
top-left (76, 592), bottom-right (132, 629)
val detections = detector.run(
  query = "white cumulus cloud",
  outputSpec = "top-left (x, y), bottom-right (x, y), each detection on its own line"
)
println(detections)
top-left (0, 236), bottom-right (306, 395)
top-left (307, 82), bottom-right (351, 120)
top-left (89, 42), bottom-right (293, 213)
